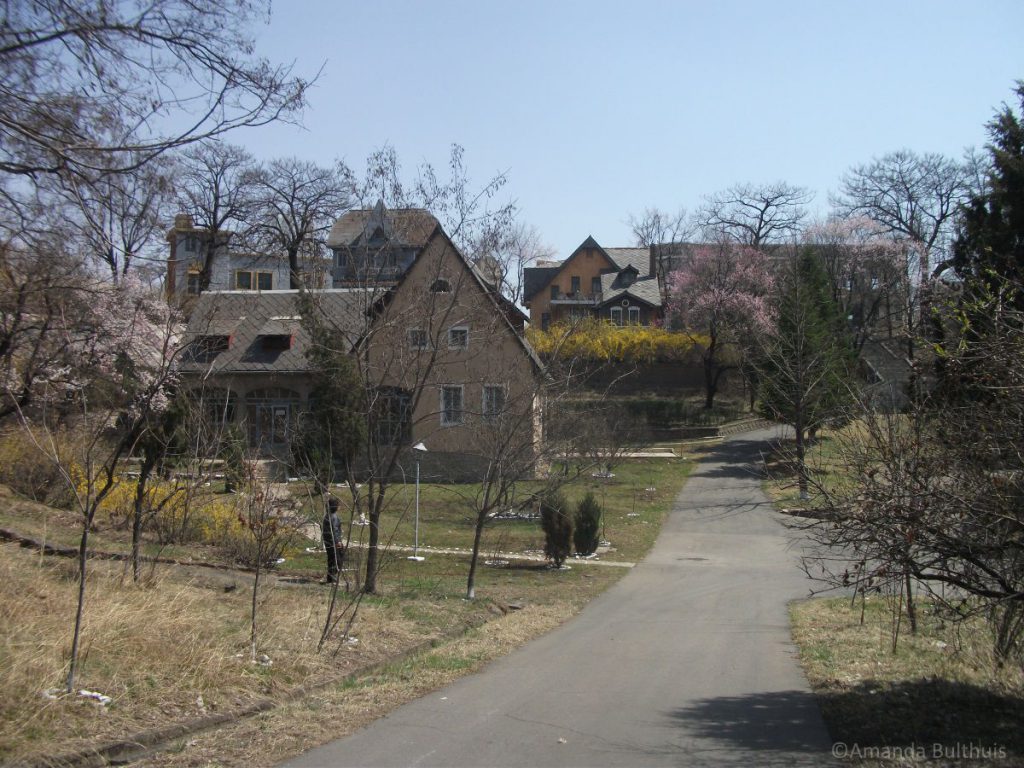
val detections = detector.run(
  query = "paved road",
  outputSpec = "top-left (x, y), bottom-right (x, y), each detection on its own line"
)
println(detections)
top-left (284, 427), bottom-right (835, 767)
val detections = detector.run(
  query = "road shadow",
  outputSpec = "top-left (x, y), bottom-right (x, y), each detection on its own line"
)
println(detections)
top-left (668, 679), bottom-right (1024, 762)
top-left (668, 689), bottom-right (831, 755)
top-left (689, 437), bottom-right (780, 482)
top-left (818, 677), bottom-right (1024, 760)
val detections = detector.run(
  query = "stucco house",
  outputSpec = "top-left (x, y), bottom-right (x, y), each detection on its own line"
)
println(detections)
top-left (179, 214), bottom-right (542, 481)
top-left (165, 214), bottom-right (330, 300)
top-left (522, 236), bottom-right (667, 330)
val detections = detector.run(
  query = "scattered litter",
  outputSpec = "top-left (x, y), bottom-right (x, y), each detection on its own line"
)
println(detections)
top-left (304, 547), bottom-right (324, 553)
top-left (275, 557), bottom-right (286, 564)
top-left (440, 696), bottom-right (448, 701)
top-left (255, 654), bottom-right (273, 666)
top-left (78, 689), bottom-right (112, 706)
top-left (626, 512), bottom-right (640, 518)
top-left (934, 641), bottom-right (948, 650)
top-left (572, 553), bottom-right (598, 560)
top-left (599, 540), bottom-right (611, 547)
top-left (645, 487), bottom-right (656, 493)
top-left (484, 559), bottom-right (509, 567)
top-left (343, 636), bottom-right (359, 646)
top-left (523, 548), bottom-right (545, 556)
top-left (558, 737), bottom-right (567, 744)
top-left (492, 509), bottom-right (539, 521)
top-left (287, 477), bottom-right (300, 483)
top-left (592, 471), bottom-right (615, 479)
top-left (196, 695), bottom-right (206, 713)
top-left (42, 688), bottom-right (62, 700)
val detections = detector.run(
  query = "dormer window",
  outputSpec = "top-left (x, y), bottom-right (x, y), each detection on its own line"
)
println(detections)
top-left (191, 334), bottom-right (229, 362)
top-left (260, 334), bottom-right (291, 352)
top-left (619, 266), bottom-right (638, 287)
top-left (430, 278), bottom-right (451, 293)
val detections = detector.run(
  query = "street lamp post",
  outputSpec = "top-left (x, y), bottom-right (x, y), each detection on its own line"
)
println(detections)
top-left (409, 442), bottom-right (427, 561)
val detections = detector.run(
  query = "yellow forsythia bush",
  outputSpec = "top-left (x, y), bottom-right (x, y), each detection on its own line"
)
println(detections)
top-left (527, 319), bottom-right (706, 363)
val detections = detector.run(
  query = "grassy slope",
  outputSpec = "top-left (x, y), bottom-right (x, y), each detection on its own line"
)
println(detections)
top-left (0, 455), bottom-right (691, 764)
top-left (766, 426), bottom-right (1024, 765)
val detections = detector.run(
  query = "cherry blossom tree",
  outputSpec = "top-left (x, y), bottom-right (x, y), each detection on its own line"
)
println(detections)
top-left (803, 216), bottom-right (909, 351)
top-left (19, 277), bottom-right (181, 693)
top-left (667, 244), bottom-right (773, 408)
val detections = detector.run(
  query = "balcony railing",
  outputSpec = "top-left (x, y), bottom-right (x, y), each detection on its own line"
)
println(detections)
top-left (549, 291), bottom-right (600, 305)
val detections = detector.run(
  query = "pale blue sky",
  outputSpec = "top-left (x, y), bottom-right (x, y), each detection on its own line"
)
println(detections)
top-left (240, 0), bottom-right (1023, 257)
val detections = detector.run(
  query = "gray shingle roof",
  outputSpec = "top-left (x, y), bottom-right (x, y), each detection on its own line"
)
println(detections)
top-left (522, 266), bottom-right (561, 301)
top-left (180, 290), bottom-right (372, 374)
top-left (326, 204), bottom-right (439, 249)
top-left (604, 247), bottom-right (651, 276)
top-left (598, 274), bottom-right (663, 308)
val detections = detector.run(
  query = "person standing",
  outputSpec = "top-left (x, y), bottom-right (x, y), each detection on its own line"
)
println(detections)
top-left (322, 497), bottom-right (343, 584)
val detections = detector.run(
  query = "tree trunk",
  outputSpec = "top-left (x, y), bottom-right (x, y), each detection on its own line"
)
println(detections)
top-left (795, 417), bottom-right (809, 501)
top-left (904, 569), bottom-right (917, 634)
top-left (289, 246), bottom-right (301, 289)
top-left (364, 511), bottom-right (380, 594)
top-left (130, 453), bottom-right (156, 582)
top-left (250, 561), bottom-right (261, 661)
top-left (67, 518), bottom-right (92, 693)
top-left (466, 514), bottom-right (487, 600)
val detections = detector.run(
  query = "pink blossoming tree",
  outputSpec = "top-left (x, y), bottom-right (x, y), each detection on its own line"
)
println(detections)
top-left (21, 277), bottom-right (181, 694)
top-left (667, 244), bottom-right (774, 408)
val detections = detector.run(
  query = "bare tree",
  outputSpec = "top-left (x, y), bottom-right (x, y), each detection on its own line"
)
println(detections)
top-left (0, 231), bottom-right (89, 423)
top-left (0, 0), bottom-right (309, 187)
top-left (472, 222), bottom-right (554, 306)
top-left (833, 150), bottom-right (973, 280)
top-left (628, 206), bottom-right (690, 247)
top-left (174, 142), bottom-right (260, 292)
top-left (61, 155), bottom-right (173, 281)
top-left (251, 158), bottom-right (354, 288)
top-left (697, 182), bottom-right (812, 246)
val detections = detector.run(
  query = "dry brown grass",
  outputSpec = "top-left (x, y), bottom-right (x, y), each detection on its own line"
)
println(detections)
top-left (0, 543), bottom-right (457, 764)
top-left (791, 596), bottom-right (1024, 766)
top-left (135, 602), bottom-right (580, 768)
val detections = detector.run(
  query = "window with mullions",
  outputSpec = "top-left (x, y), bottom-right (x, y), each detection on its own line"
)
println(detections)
top-left (408, 328), bottom-right (429, 350)
top-left (440, 385), bottom-right (464, 426)
top-left (374, 387), bottom-right (412, 445)
top-left (482, 385), bottom-right (506, 422)
top-left (448, 326), bottom-right (469, 349)
top-left (609, 306), bottom-right (624, 326)
top-left (628, 306), bottom-right (641, 325)
top-left (245, 388), bottom-right (300, 448)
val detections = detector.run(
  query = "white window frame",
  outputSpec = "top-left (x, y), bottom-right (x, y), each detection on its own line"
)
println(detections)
top-left (408, 328), bottom-right (429, 350)
top-left (609, 306), bottom-right (623, 326)
top-left (482, 384), bottom-right (507, 422)
top-left (448, 325), bottom-right (469, 350)
top-left (628, 306), bottom-right (640, 325)
top-left (440, 385), bottom-right (464, 426)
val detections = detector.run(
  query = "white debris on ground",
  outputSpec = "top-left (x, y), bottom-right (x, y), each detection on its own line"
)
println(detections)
top-left (78, 689), bottom-right (112, 706)
top-left (255, 654), bottom-right (273, 666)
top-left (484, 559), bottom-right (510, 567)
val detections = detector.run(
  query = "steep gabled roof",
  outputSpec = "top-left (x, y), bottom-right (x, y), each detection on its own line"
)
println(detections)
top-left (326, 202), bottom-right (439, 250)
top-left (522, 235), bottom-right (619, 302)
top-left (604, 247), bottom-right (651, 275)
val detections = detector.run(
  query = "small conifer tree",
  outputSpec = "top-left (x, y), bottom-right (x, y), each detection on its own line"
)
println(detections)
top-left (573, 491), bottom-right (602, 556)
top-left (540, 491), bottom-right (573, 568)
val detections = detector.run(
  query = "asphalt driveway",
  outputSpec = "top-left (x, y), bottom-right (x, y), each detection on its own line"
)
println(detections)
top-left (284, 426), bottom-right (835, 767)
